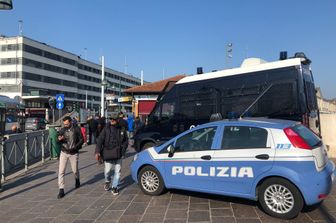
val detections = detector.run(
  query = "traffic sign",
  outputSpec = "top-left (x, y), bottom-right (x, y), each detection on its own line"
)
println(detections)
top-left (56, 102), bottom-right (64, 110)
top-left (56, 94), bottom-right (65, 103)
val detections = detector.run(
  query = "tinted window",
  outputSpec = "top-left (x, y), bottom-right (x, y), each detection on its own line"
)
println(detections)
top-left (175, 127), bottom-right (217, 152)
top-left (222, 126), bottom-right (268, 149)
top-left (292, 124), bottom-right (321, 147)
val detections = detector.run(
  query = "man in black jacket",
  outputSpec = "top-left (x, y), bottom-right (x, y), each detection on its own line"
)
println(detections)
top-left (95, 114), bottom-right (128, 195)
top-left (57, 116), bottom-right (84, 199)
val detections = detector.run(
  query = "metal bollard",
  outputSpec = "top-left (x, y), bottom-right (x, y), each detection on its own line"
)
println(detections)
top-left (24, 134), bottom-right (28, 171)
top-left (41, 131), bottom-right (45, 163)
top-left (1, 137), bottom-right (5, 182)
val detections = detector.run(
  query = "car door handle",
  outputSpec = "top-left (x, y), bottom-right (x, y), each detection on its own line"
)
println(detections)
top-left (201, 155), bottom-right (212, 160)
top-left (255, 154), bottom-right (269, 160)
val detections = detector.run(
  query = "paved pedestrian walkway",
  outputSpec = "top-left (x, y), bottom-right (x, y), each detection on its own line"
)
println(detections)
top-left (1, 145), bottom-right (336, 223)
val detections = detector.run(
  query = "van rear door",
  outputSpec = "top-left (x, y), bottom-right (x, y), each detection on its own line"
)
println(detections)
top-left (302, 65), bottom-right (320, 135)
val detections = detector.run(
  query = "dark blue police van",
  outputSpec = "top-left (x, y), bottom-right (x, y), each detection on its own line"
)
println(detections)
top-left (134, 53), bottom-right (320, 152)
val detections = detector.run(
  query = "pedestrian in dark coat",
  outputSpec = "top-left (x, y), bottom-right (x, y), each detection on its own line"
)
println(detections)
top-left (95, 114), bottom-right (128, 195)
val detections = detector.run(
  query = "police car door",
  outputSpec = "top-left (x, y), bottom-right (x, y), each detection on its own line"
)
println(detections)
top-left (212, 125), bottom-right (275, 196)
top-left (164, 126), bottom-right (219, 191)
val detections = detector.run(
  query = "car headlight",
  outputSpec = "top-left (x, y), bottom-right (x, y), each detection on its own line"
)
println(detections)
top-left (133, 154), bottom-right (138, 161)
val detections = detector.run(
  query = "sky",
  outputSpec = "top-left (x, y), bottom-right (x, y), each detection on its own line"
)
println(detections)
top-left (1, 0), bottom-right (335, 99)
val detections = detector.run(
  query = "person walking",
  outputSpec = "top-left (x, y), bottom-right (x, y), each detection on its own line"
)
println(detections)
top-left (117, 112), bottom-right (128, 132)
top-left (95, 114), bottom-right (128, 195)
top-left (127, 114), bottom-right (134, 139)
top-left (87, 116), bottom-right (98, 144)
top-left (80, 123), bottom-right (87, 146)
top-left (133, 116), bottom-right (144, 135)
top-left (57, 116), bottom-right (84, 199)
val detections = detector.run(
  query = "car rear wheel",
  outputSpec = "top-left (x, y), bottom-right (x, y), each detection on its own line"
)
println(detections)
top-left (138, 166), bottom-right (165, 196)
top-left (259, 178), bottom-right (303, 219)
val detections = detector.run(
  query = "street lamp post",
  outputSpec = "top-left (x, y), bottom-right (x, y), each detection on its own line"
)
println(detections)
top-left (100, 56), bottom-right (105, 117)
top-left (119, 76), bottom-right (121, 112)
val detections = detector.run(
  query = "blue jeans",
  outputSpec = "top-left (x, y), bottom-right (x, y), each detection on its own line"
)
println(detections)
top-left (104, 159), bottom-right (122, 188)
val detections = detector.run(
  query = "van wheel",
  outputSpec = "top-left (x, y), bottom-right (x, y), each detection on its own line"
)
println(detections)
top-left (138, 166), bottom-right (165, 196)
top-left (142, 142), bottom-right (155, 151)
top-left (259, 178), bottom-right (303, 219)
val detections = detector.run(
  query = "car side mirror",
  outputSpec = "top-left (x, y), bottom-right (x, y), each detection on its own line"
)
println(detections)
top-left (167, 145), bottom-right (175, 157)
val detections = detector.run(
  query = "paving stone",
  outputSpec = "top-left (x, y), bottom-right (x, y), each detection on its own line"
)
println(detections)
top-left (210, 208), bottom-right (234, 217)
top-left (171, 194), bottom-right (189, 202)
top-left (64, 205), bottom-right (87, 215)
top-left (164, 220), bottom-right (187, 223)
top-left (189, 197), bottom-right (209, 204)
top-left (76, 209), bottom-right (103, 220)
top-left (124, 202), bottom-right (149, 215)
top-left (188, 210), bottom-right (210, 222)
top-left (72, 220), bottom-right (94, 223)
top-left (209, 200), bottom-right (231, 209)
top-left (9, 213), bottom-right (41, 223)
top-left (189, 203), bottom-right (209, 211)
top-left (118, 215), bottom-right (142, 223)
top-left (29, 217), bottom-right (55, 223)
top-left (141, 213), bottom-right (165, 222)
top-left (288, 214), bottom-right (314, 223)
top-left (235, 219), bottom-right (262, 223)
top-left (211, 216), bottom-right (236, 223)
top-left (169, 201), bottom-right (189, 210)
top-left (89, 198), bottom-right (114, 209)
top-left (133, 194), bottom-right (153, 202)
top-left (107, 201), bottom-right (130, 210)
top-left (145, 206), bottom-right (168, 214)
top-left (165, 210), bottom-right (188, 219)
top-left (97, 210), bottom-right (123, 222)
top-left (255, 208), bottom-right (288, 223)
top-left (231, 203), bottom-right (258, 218)
top-left (114, 194), bottom-right (135, 202)
top-left (38, 208), bottom-right (67, 218)
top-left (149, 198), bottom-right (171, 206)
top-left (50, 214), bottom-right (78, 223)
top-left (4, 208), bottom-right (31, 216)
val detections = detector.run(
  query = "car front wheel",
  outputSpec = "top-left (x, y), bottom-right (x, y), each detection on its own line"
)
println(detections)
top-left (138, 166), bottom-right (165, 196)
top-left (259, 178), bottom-right (304, 219)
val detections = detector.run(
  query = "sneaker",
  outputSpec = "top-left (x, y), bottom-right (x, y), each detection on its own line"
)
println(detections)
top-left (57, 189), bottom-right (65, 199)
top-left (75, 178), bottom-right (80, 189)
top-left (104, 182), bottom-right (111, 191)
top-left (111, 187), bottom-right (119, 195)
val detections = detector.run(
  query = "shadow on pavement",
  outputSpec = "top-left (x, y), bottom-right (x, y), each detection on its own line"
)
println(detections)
top-left (119, 175), bottom-right (135, 191)
top-left (170, 189), bottom-right (258, 206)
top-left (0, 172), bottom-right (57, 201)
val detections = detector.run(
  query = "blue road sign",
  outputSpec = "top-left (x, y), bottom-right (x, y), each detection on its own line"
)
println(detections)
top-left (56, 102), bottom-right (64, 110)
top-left (56, 94), bottom-right (65, 103)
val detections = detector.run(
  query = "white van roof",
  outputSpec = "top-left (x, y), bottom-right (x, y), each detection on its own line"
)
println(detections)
top-left (177, 58), bottom-right (303, 85)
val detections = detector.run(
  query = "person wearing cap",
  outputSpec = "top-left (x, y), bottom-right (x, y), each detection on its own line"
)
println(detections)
top-left (95, 114), bottom-right (128, 195)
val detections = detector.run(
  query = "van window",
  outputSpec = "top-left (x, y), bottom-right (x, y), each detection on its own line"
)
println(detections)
top-left (175, 127), bottom-right (217, 152)
top-left (161, 102), bottom-right (175, 120)
top-left (222, 126), bottom-right (268, 149)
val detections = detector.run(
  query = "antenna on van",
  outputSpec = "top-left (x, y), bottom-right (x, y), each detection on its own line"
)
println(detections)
top-left (239, 83), bottom-right (273, 119)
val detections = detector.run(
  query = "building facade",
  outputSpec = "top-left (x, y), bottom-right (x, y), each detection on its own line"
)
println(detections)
top-left (0, 35), bottom-right (142, 114)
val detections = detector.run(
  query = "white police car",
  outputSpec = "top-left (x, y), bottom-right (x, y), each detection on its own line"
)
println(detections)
top-left (131, 118), bottom-right (335, 219)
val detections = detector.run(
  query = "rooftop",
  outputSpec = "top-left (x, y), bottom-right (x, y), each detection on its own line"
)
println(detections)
top-left (124, 75), bottom-right (186, 94)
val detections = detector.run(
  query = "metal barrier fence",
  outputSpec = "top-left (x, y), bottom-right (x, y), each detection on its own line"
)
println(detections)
top-left (0, 130), bottom-right (50, 181)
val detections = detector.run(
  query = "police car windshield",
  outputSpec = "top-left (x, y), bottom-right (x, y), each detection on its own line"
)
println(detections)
top-left (292, 124), bottom-right (321, 148)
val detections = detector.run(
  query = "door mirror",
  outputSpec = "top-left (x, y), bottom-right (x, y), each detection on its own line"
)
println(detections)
top-left (167, 145), bottom-right (175, 157)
